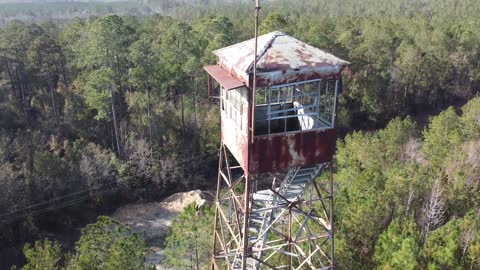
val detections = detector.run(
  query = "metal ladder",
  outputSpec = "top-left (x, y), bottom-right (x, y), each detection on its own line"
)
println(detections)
top-left (232, 164), bottom-right (326, 270)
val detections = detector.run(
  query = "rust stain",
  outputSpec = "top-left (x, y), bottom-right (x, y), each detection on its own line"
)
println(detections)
top-left (248, 129), bottom-right (336, 174)
top-left (213, 31), bottom-right (349, 87)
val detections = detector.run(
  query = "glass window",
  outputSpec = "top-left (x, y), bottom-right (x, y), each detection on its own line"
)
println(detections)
top-left (222, 87), bottom-right (247, 131)
top-left (254, 79), bottom-right (339, 135)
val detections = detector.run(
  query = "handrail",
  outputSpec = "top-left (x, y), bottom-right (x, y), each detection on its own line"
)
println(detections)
top-left (267, 104), bottom-right (317, 115)
top-left (267, 112), bottom-right (317, 121)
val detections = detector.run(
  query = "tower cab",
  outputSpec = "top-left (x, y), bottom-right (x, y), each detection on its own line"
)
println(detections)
top-left (205, 31), bottom-right (349, 174)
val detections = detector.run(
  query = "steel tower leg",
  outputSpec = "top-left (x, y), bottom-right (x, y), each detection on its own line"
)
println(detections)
top-left (329, 162), bottom-right (335, 269)
top-left (211, 144), bottom-right (250, 269)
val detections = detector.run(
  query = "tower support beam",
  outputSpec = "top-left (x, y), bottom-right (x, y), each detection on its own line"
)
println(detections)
top-left (211, 144), bottom-right (335, 269)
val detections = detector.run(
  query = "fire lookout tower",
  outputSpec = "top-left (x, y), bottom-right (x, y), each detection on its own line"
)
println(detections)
top-left (204, 31), bottom-right (349, 269)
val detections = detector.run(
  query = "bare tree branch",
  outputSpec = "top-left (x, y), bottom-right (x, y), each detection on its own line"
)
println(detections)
top-left (423, 178), bottom-right (446, 239)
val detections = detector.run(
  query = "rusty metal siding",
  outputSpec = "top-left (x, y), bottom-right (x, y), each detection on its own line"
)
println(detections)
top-left (221, 98), bottom-right (250, 171)
top-left (248, 128), bottom-right (336, 174)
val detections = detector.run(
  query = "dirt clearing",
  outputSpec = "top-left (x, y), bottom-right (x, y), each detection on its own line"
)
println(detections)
top-left (112, 190), bottom-right (213, 269)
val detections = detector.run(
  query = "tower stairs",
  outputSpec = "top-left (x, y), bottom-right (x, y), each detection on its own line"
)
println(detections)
top-left (232, 164), bottom-right (331, 270)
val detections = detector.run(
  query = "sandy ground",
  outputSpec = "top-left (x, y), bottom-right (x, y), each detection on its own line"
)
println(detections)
top-left (112, 190), bottom-right (214, 269)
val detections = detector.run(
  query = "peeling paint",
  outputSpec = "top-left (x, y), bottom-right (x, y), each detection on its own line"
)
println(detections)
top-left (248, 129), bottom-right (336, 174)
top-left (214, 31), bottom-right (349, 87)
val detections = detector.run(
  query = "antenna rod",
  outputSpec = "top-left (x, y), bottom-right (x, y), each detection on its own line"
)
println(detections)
top-left (251, 0), bottom-right (260, 143)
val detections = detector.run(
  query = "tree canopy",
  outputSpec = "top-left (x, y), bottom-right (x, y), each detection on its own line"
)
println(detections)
top-left (0, 1), bottom-right (479, 269)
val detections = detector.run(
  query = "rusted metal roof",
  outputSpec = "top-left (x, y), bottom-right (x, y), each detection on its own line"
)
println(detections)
top-left (204, 65), bottom-right (245, 90)
top-left (213, 31), bottom-right (349, 86)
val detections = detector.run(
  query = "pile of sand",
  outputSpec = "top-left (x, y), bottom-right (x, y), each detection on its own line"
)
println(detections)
top-left (161, 189), bottom-right (213, 212)
top-left (113, 190), bottom-right (213, 243)
top-left (111, 190), bottom-right (214, 269)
